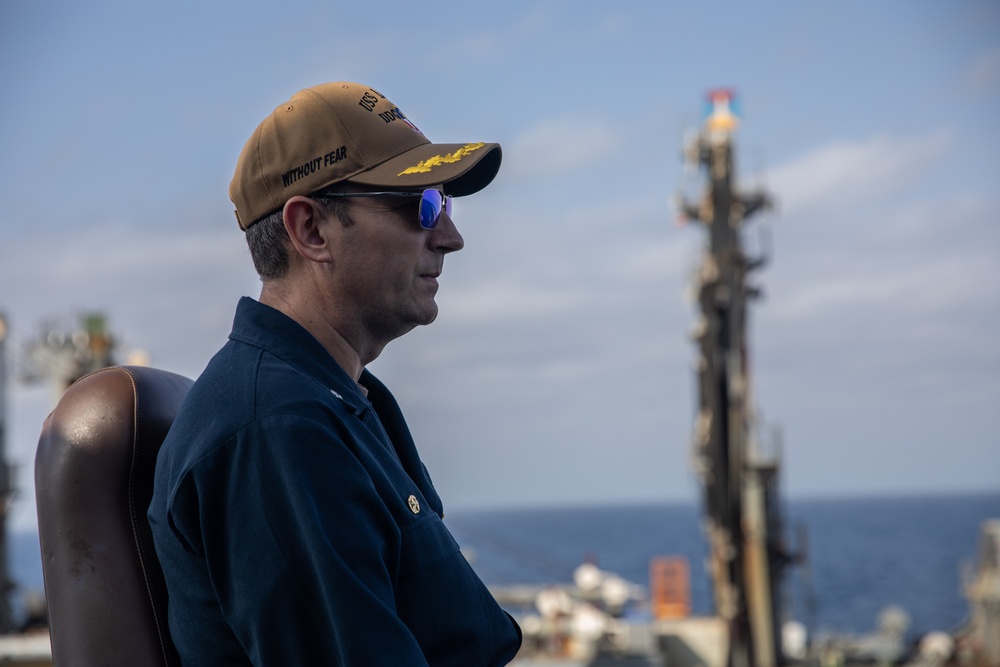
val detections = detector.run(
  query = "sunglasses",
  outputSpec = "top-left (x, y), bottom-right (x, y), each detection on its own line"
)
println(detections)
top-left (316, 188), bottom-right (453, 229)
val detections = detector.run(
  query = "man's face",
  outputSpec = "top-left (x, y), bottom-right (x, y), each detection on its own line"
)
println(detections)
top-left (325, 190), bottom-right (464, 343)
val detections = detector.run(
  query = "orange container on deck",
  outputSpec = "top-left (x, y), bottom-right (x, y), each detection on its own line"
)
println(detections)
top-left (650, 556), bottom-right (691, 619)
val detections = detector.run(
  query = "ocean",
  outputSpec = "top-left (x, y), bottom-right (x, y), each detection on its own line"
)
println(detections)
top-left (444, 492), bottom-right (1000, 639)
top-left (8, 491), bottom-right (999, 641)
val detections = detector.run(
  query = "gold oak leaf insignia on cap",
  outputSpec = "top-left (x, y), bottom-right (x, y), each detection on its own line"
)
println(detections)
top-left (398, 142), bottom-right (486, 175)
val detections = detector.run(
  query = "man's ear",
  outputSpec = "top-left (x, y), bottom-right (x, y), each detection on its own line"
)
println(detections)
top-left (283, 196), bottom-right (333, 264)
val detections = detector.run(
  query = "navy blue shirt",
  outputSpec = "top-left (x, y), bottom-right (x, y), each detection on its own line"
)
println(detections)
top-left (148, 297), bottom-right (521, 666)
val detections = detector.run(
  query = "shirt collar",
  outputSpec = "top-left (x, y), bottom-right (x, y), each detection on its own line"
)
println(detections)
top-left (228, 296), bottom-right (370, 414)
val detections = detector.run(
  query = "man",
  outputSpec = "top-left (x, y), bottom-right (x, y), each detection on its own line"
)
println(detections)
top-left (148, 81), bottom-right (521, 666)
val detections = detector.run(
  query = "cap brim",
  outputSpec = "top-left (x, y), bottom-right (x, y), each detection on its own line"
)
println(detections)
top-left (348, 142), bottom-right (502, 197)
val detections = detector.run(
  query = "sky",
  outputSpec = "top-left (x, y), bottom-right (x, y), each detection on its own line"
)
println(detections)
top-left (1, 1), bottom-right (998, 534)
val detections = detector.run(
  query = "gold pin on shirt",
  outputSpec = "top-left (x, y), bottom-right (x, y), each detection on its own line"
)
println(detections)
top-left (407, 495), bottom-right (421, 515)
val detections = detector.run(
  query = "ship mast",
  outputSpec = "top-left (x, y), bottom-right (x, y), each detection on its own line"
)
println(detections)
top-left (678, 90), bottom-right (791, 667)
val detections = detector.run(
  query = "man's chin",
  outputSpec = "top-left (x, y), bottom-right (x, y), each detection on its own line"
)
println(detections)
top-left (418, 306), bottom-right (439, 326)
top-left (405, 302), bottom-right (439, 330)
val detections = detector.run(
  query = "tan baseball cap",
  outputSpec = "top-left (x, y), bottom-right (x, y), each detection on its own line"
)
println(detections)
top-left (229, 81), bottom-right (502, 230)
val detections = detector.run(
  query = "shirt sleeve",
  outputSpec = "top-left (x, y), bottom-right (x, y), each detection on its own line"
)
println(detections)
top-left (168, 413), bottom-right (430, 666)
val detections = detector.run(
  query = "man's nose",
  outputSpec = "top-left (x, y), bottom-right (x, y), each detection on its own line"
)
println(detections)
top-left (432, 212), bottom-right (464, 253)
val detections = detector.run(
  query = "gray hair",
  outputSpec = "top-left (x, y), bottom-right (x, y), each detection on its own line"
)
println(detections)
top-left (245, 187), bottom-right (356, 280)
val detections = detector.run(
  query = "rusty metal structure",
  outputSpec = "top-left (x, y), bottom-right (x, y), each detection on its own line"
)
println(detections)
top-left (961, 520), bottom-right (1000, 667)
top-left (678, 90), bottom-right (796, 667)
top-left (0, 311), bottom-right (119, 635)
top-left (23, 313), bottom-right (118, 398)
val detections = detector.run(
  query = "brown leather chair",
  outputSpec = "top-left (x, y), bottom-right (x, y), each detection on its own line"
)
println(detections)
top-left (35, 365), bottom-right (193, 666)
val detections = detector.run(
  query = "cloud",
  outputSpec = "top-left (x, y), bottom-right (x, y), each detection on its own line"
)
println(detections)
top-left (1, 220), bottom-right (259, 377)
top-left (504, 117), bottom-right (624, 180)
top-left (764, 190), bottom-right (998, 323)
top-left (443, 277), bottom-right (589, 325)
top-left (767, 260), bottom-right (975, 323)
top-left (768, 131), bottom-right (953, 218)
top-left (751, 186), bottom-right (1000, 464)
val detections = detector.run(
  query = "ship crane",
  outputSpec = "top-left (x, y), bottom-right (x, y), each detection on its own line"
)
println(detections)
top-left (678, 89), bottom-right (799, 667)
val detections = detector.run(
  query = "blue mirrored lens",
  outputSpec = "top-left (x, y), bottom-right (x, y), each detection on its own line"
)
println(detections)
top-left (419, 189), bottom-right (443, 229)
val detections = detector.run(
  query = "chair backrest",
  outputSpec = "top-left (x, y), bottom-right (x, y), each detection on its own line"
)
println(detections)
top-left (35, 365), bottom-right (192, 667)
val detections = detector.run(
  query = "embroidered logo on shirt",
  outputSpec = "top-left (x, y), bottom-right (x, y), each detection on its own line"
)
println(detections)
top-left (407, 495), bottom-right (421, 515)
